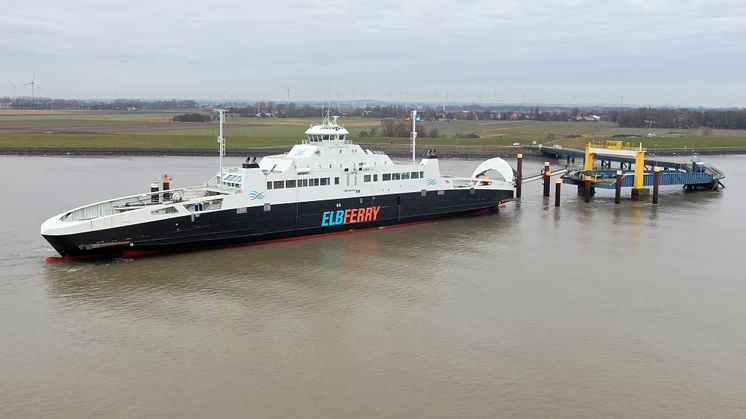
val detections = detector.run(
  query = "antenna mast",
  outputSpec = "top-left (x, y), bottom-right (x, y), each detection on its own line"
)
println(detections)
top-left (411, 110), bottom-right (417, 164)
top-left (216, 109), bottom-right (226, 185)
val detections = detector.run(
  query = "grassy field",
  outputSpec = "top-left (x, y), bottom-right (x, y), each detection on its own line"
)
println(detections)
top-left (1, 110), bottom-right (746, 150)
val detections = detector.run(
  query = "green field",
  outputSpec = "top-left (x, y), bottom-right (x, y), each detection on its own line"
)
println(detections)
top-left (1, 110), bottom-right (746, 150)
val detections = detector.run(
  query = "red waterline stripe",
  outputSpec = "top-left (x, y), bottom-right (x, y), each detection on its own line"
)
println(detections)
top-left (45, 204), bottom-right (509, 263)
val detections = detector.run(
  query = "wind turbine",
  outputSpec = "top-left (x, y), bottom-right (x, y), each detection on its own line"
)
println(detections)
top-left (22, 73), bottom-right (42, 103)
top-left (8, 81), bottom-right (16, 100)
top-left (283, 85), bottom-right (290, 107)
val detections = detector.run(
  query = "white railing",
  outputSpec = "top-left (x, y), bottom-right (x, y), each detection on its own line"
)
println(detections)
top-left (60, 188), bottom-right (201, 222)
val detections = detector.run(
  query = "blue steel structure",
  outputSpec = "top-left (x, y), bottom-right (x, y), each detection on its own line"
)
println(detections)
top-left (540, 145), bottom-right (725, 190)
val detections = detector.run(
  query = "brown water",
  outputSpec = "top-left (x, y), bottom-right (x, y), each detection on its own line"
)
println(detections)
top-left (1, 155), bottom-right (745, 418)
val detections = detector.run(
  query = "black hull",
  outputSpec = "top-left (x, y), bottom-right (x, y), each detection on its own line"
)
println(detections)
top-left (44, 189), bottom-right (513, 258)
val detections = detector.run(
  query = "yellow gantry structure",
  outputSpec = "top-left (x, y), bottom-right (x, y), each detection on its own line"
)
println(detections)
top-left (584, 141), bottom-right (647, 189)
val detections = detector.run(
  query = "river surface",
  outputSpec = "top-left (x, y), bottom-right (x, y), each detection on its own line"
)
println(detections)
top-left (1, 155), bottom-right (745, 418)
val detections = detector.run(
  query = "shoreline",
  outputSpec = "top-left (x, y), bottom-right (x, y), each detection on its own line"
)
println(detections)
top-left (1, 145), bottom-right (745, 158)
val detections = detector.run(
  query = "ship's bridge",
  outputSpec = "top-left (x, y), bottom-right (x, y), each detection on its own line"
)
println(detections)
top-left (303, 115), bottom-right (350, 145)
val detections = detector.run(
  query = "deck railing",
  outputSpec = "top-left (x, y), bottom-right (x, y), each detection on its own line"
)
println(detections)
top-left (60, 188), bottom-right (199, 222)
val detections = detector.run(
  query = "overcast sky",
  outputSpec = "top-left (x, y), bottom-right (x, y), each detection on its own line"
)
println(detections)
top-left (2, 0), bottom-right (745, 107)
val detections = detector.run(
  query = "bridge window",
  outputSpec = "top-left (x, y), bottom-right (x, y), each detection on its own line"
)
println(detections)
top-left (340, 135), bottom-right (346, 141)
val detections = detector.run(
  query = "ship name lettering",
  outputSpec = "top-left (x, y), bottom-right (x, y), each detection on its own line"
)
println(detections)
top-left (321, 206), bottom-right (381, 226)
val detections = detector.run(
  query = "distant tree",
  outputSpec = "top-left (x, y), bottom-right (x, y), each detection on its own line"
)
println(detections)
top-left (172, 113), bottom-right (211, 123)
top-left (381, 119), bottom-right (408, 137)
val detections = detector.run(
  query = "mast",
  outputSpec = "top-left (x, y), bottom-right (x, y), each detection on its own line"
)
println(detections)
top-left (411, 110), bottom-right (417, 163)
top-left (216, 109), bottom-right (226, 185)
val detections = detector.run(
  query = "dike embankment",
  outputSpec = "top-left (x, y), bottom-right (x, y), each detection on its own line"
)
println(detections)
top-left (0, 144), bottom-right (541, 159)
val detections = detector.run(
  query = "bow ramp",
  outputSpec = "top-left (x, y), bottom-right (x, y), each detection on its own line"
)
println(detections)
top-left (471, 158), bottom-right (515, 183)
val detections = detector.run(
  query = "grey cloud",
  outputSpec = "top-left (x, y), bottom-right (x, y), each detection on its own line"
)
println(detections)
top-left (2, 0), bottom-right (745, 106)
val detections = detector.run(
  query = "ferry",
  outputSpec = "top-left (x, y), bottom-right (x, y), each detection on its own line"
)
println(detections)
top-left (41, 111), bottom-right (515, 258)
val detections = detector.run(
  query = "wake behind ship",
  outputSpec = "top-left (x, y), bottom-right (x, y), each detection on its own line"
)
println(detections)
top-left (41, 112), bottom-right (515, 258)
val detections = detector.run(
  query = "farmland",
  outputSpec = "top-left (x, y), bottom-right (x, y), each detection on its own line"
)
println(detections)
top-left (1, 110), bottom-right (746, 151)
